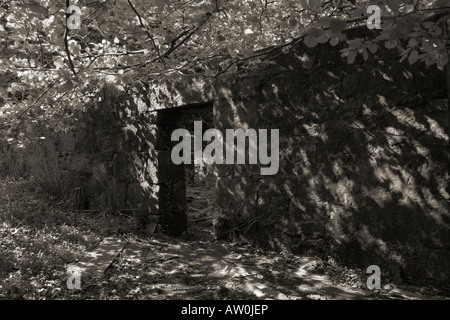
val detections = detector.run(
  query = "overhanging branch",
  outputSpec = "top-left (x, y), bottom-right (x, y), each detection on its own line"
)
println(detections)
top-left (64, 0), bottom-right (76, 76)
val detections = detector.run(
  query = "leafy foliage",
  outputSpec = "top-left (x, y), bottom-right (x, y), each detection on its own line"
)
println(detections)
top-left (1, 0), bottom-right (449, 141)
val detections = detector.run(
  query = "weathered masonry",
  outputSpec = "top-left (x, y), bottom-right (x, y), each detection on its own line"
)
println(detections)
top-left (49, 38), bottom-right (449, 287)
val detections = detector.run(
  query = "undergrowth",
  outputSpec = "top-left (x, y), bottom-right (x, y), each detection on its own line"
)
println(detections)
top-left (0, 177), bottom-right (139, 299)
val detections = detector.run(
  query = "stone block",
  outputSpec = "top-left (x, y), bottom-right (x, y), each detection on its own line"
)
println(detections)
top-left (126, 182), bottom-right (159, 212)
top-left (216, 177), bottom-right (258, 218)
top-left (113, 154), bottom-right (132, 182)
top-left (217, 177), bottom-right (258, 201)
top-left (111, 182), bottom-right (127, 208)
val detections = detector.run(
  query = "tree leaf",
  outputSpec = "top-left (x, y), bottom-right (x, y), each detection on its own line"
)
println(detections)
top-left (280, 19), bottom-right (289, 29)
top-left (329, 19), bottom-right (346, 34)
top-left (436, 0), bottom-right (450, 8)
top-left (308, 28), bottom-right (323, 37)
top-left (422, 39), bottom-right (434, 53)
top-left (53, 57), bottom-right (65, 69)
top-left (63, 80), bottom-right (74, 91)
top-left (408, 50), bottom-right (419, 65)
top-left (408, 38), bottom-right (419, 47)
top-left (385, 40), bottom-right (398, 49)
top-left (368, 43), bottom-right (378, 54)
top-left (386, 0), bottom-right (399, 13)
top-left (318, 17), bottom-right (332, 28)
top-left (389, 28), bottom-right (401, 40)
top-left (347, 50), bottom-right (356, 64)
top-left (396, 18), bottom-right (410, 34)
top-left (289, 18), bottom-right (298, 28)
top-left (330, 37), bottom-right (339, 46)
top-left (425, 54), bottom-right (436, 67)
top-left (362, 48), bottom-right (368, 61)
top-left (304, 35), bottom-right (318, 48)
top-left (439, 52), bottom-right (449, 68)
top-left (317, 32), bottom-right (329, 43)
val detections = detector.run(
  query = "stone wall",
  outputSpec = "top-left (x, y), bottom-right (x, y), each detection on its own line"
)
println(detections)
top-left (212, 39), bottom-right (450, 286)
top-left (31, 32), bottom-right (450, 286)
top-left (42, 85), bottom-right (189, 235)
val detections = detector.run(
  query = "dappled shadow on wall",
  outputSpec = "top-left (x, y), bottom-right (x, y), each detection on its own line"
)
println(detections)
top-left (212, 61), bottom-right (449, 286)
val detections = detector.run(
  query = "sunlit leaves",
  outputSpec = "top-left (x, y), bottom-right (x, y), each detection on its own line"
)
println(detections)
top-left (1, 0), bottom-right (450, 142)
top-left (52, 57), bottom-right (65, 69)
top-left (68, 40), bottom-right (80, 56)
top-left (386, 0), bottom-right (400, 13)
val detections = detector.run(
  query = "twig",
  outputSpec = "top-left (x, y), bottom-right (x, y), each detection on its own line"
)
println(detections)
top-left (64, 0), bottom-right (76, 75)
top-left (15, 79), bottom-right (58, 120)
top-left (127, 0), bottom-right (164, 65)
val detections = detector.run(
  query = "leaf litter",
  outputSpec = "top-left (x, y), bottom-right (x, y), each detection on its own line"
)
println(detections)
top-left (0, 178), bottom-right (448, 300)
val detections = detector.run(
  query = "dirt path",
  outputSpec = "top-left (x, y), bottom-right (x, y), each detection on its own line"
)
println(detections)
top-left (113, 236), bottom-right (366, 300)
top-left (65, 231), bottom-right (447, 300)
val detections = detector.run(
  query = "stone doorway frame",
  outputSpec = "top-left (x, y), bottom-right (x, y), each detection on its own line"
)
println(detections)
top-left (154, 102), bottom-right (214, 235)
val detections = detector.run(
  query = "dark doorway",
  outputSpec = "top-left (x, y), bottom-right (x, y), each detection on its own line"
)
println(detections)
top-left (156, 103), bottom-right (217, 237)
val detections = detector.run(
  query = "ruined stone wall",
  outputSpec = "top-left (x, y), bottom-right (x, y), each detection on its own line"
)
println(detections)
top-left (33, 75), bottom-right (217, 237)
top-left (40, 85), bottom-right (188, 235)
top-left (33, 35), bottom-right (450, 286)
top-left (47, 86), bottom-right (157, 212)
top-left (212, 41), bottom-right (450, 286)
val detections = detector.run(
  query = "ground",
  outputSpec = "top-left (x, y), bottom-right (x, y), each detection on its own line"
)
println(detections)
top-left (0, 178), bottom-right (448, 300)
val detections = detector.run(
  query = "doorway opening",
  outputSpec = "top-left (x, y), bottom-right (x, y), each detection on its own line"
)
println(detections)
top-left (156, 103), bottom-right (219, 238)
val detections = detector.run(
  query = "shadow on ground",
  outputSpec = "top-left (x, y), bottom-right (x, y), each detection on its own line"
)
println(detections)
top-left (66, 229), bottom-right (448, 300)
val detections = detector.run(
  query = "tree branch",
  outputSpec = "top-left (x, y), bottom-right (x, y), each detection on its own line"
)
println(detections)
top-left (92, 16), bottom-right (210, 71)
top-left (64, 0), bottom-right (76, 75)
top-left (15, 79), bottom-right (59, 120)
top-left (127, 0), bottom-right (164, 65)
